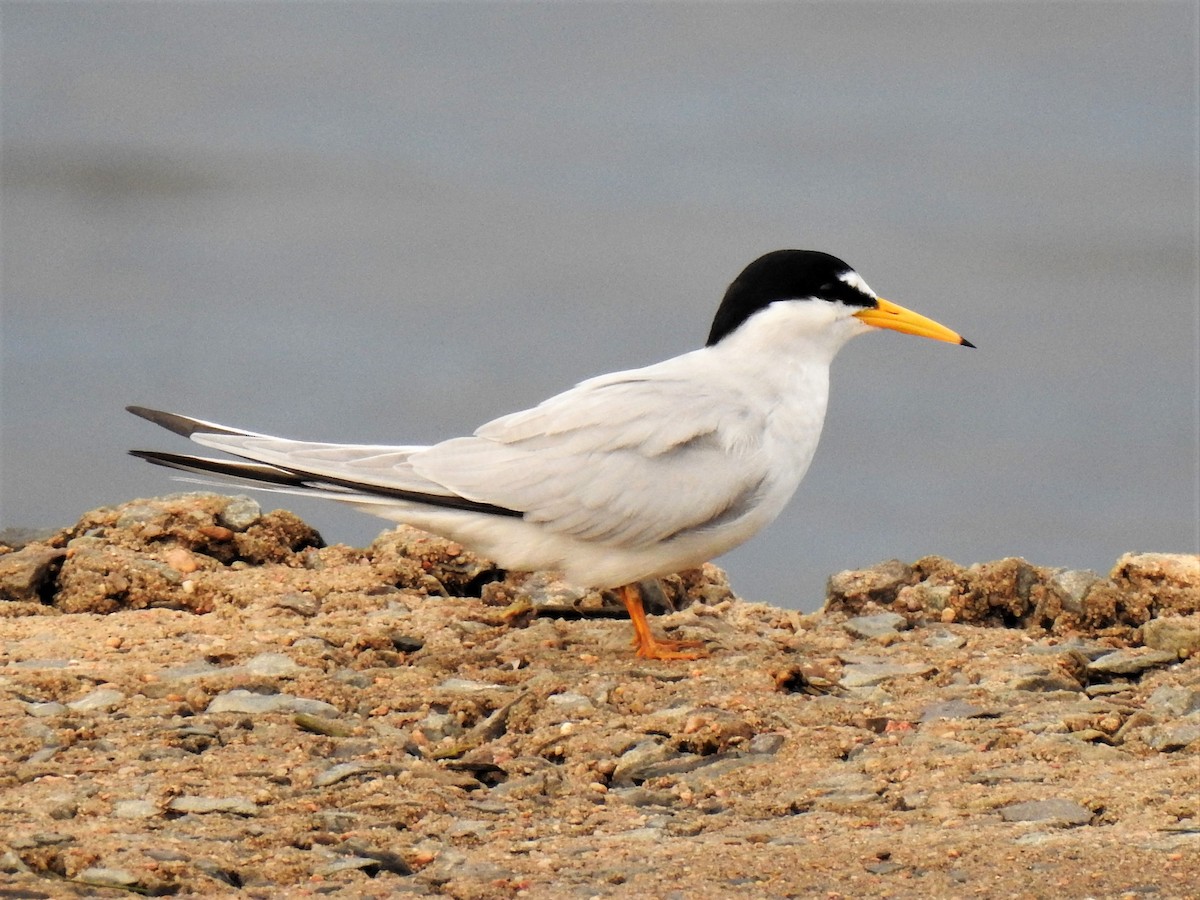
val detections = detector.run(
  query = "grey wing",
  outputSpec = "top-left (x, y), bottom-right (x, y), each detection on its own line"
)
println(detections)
top-left (411, 371), bottom-right (770, 549)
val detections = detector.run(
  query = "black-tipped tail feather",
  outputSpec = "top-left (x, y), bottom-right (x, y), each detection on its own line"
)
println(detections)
top-left (127, 406), bottom-right (524, 519)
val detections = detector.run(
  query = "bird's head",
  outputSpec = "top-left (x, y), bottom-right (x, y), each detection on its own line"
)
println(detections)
top-left (706, 249), bottom-right (974, 351)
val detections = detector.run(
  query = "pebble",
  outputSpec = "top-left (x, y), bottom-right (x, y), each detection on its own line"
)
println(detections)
top-left (155, 659), bottom-right (220, 681)
top-left (999, 798), bottom-right (1093, 826)
top-left (1008, 673), bottom-right (1083, 693)
top-left (546, 691), bottom-right (597, 717)
top-left (114, 799), bottom-right (159, 819)
top-left (295, 712), bottom-right (355, 737)
top-left (919, 699), bottom-right (998, 722)
top-left (1142, 714), bottom-right (1200, 752)
top-left (317, 856), bottom-right (380, 876)
top-left (25, 701), bottom-right (68, 718)
top-left (0, 545), bottom-right (65, 602)
top-left (1050, 569), bottom-right (1102, 612)
top-left (217, 496), bottom-right (262, 531)
top-left (1141, 614), bottom-right (1200, 656)
top-left (243, 652), bottom-right (303, 677)
top-left (67, 687), bottom-right (126, 712)
top-left (167, 795), bottom-right (259, 816)
top-left (843, 612), bottom-right (908, 639)
top-left (840, 662), bottom-right (934, 688)
top-left (76, 867), bottom-right (139, 889)
top-left (1086, 648), bottom-right (1179, 676)
top-left (924, 628), bottom-right (967, 650)
top-left (1145, 685), bottom-right (1200, 717)
top-left (314, 761), bottom-right (383, 788)
top-left (205, 689), bottom-right (339, 717)
top-left (437, 677), bottom-right (507, 693)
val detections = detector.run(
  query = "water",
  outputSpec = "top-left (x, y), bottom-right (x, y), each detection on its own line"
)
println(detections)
top-left (2, 3), bottom-right (1196, 609)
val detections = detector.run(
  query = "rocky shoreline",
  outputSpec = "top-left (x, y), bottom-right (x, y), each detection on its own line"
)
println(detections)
top-left (1, 494), bottom-right (1197, 898)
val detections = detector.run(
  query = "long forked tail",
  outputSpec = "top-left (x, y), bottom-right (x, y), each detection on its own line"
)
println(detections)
top-left (126, 405), bottom-right (522, 517)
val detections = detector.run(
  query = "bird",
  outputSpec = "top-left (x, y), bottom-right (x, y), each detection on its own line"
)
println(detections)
top-left (128, 249), bottom-right (973, 660)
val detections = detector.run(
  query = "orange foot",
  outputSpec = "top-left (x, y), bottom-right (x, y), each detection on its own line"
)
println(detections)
top-left (618, 582), bottom-right (709, 661)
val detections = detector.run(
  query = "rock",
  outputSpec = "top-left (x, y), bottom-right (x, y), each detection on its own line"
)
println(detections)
top-left (824, 559), bottom-right (914, 612)
top-left (295, 713), bottom-right (355, 737)
top-left (1141, 614), bottom-right (1200, 656)
top-left (1008, 673), bottom-right (1083, 693)
top-left (0, 545), bottom-right (65, 603)
top-left (919, 699), bottom-right (998, 722)
top-left (923, 628), bottom-right (966, 649)
top-left (66, 688), bottom-right (126, 712)
top-left (76, 867), bottom-right (139, 888)
top-left (843, 612), bottom-right (908, 639)
top-left (1087, 648), bottom-right (1179, 677)
top-left (314, 762), bottom-right (385, 788)
top-left (156, 659), bottom-right (221, 681)
top-left (1144, 685), bottom-right (1200, 718)
top-left (243, 652), bottom-right (302, 677)
top-left (1049, 569), bottom-right (1102, 613)
top-left (1142, 715), bottom-right (1200, 752)
top-left (1111, 553), bottom-right (1200, 615)
top-left (205, 689), bottom-right (339, 716)
top-left (114, 799), bottom-right (160, 819)
top-left (167, 795), bottom-right (258, 816)
top-left (839, 662), bottom-right (934, 688)
top-left (437, 677), bottom-right (506, 693)
top-left (25, 701), bottom-right (68, 718)
top-left (216, 496), bottom-right (262, 531)
top-left (545, 691), bottom-right (596, 717)
top-left (999, 798), bottom-right (1093, 826)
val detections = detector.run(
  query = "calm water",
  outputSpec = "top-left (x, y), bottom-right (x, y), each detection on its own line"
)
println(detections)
top-left (3, 3), bottom-right (1196, 608)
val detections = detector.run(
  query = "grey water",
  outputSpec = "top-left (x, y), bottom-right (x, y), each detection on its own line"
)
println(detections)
top-left (2, 3), bottom-right (1196, 609)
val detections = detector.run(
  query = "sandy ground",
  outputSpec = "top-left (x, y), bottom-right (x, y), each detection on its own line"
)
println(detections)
top-left (1, 493), bottom-right (1197, 899)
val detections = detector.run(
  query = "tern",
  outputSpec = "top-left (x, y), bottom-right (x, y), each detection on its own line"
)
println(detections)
top-left (128, 249), bottom-right (973, 659)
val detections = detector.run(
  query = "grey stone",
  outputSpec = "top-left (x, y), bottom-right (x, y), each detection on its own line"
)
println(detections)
top-left (446, 819), bottom-right (491, 839)
top-left (217, 495), bottom-right (262, 531)
top-left (67, 688), bottom-right (126, 712)
top-left (157, 659), bottom-right (220, 681)
top-left (999, 798), bottom-right (1093, 826)
top-left (1141, 615), bottom-right (1200, 656)
top-left (840, 662), bottom-right (934, 688)
top-left (1145, 685), bottom-right (1200, 718)
top-left (1009, 673), bottom-right (1083, 693)
top-left (843, 613), bottom-right (908, 639)
top-left (243, 652), bottom-right (302, 677)
top-left (1143, 715), bottom-right (1200, 752)
top-left (1087, 648), bottom-right (1179, 676)
top-left (0, 545), bottom-right (65, 602)
top-left (167, 795), bottom-right (259, 816)
top-left (612, 740), bottom-right (678, 786)
top-left (437, 677), bottom-right (506, 693)
top-left (205, 689), bottom-right (338, 717)
top-left (314, 762), bottom-right (384, 788)
top-left (1050, 569), bottom-right (1102, 613)
top-left (318, 856), bottom-right (381, 876)
top-left (77, 867), bottom-right (139, 888)
top-left (25, 701), bottom-right (68, 718)
top-left (747, 733), bottom-right (786, 755)
top-left (919, 699), bottom-right (999, 722)
top-left (114, 799), bottom-right (159, 819)
top-left (546, 691), bottom-right (596, 717)
top-left (924, 629), bottom-right (967, 650)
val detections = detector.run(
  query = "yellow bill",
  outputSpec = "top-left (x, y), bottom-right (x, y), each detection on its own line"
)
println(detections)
top-left (854, 298), bottom-right (975, 347)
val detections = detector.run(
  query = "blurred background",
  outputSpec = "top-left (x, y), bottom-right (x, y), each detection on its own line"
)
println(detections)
top-left (2, 3), bottom-right (1196, 610)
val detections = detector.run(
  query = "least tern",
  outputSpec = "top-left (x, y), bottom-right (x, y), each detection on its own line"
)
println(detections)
top-left (129, 249), bottom-right (973, 659)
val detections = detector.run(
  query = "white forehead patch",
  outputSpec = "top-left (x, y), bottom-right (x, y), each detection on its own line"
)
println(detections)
top-left (838, 270), bottom-right (877, 299)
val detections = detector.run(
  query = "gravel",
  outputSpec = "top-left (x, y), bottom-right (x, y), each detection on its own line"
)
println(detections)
top-left (0, 494), bottom-right (1196, 897)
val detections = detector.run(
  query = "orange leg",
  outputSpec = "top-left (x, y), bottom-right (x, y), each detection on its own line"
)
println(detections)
top-left (617, 583), bottom-right (707, 661)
